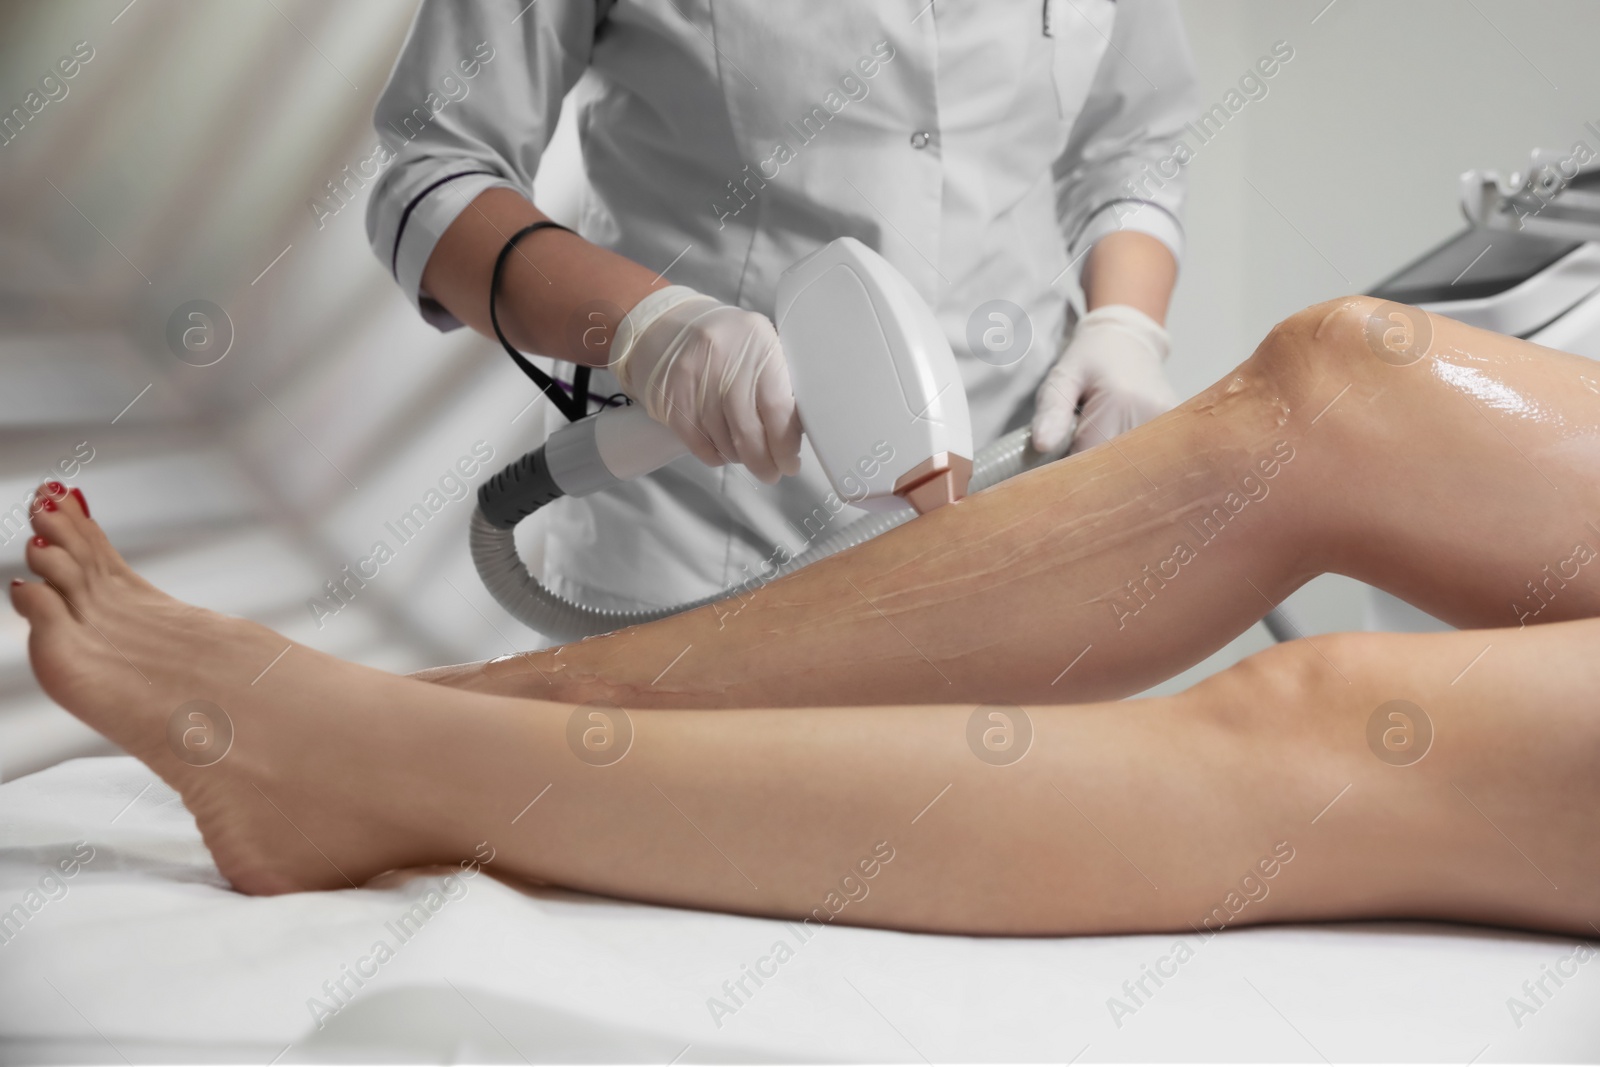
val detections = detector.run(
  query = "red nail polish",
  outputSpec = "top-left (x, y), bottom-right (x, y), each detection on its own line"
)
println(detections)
top-left (41, 498), bottom-right (57, 512)
top-left (31, 536), bottom-right (47, 548)
top-left (68, 487), bottom-right (89, 517)
top-left (45, 481), bottom-right (64, 496)
top-left (10, 578), bottom-right (22, 587)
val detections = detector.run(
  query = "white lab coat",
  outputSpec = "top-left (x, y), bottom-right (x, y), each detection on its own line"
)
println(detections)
top-left (367, 0), bottom-right (1199, 613)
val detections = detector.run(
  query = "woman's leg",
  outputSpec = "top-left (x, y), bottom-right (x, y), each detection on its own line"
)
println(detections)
top-left (429, 297), bottom-right (1600, 708)
top-left (14, 486), bottom-right (1598, 934)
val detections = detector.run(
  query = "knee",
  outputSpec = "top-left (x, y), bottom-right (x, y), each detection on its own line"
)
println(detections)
top-left (1243, 297), bottom-right (1385, 401)
top-left (1191, 631), bottom-right (1362, 734)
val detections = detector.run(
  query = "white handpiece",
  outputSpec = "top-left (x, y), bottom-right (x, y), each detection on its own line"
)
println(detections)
top-left (774, 237), bottom-right (973, 513)
top-left (545, 237), bottom-right (973, 514)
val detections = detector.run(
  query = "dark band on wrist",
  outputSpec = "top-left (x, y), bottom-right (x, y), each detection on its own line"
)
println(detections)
top-left (489, 220), bottom-right (592, 422)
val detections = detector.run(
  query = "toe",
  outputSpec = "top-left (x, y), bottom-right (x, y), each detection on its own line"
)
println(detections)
top-left (31, 484), bottom-right (118, 576)
top-left (9, 577), bottom-right (71, 626)
top-left (25, 536), bottom-right (86, 602)
top-left (30, 484), bottom-right (90, 560)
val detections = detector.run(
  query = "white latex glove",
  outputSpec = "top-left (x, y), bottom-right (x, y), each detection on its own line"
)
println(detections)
top-left (610, 285), bottom-right (803, 484)
top-left (1030, 303), bottom-right (1179, 456)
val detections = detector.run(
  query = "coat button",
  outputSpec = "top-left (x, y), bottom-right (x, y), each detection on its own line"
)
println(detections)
top-left (910, 130), bottom-right (933, 149)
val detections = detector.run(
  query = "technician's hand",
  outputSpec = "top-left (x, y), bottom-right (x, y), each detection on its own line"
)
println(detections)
top-left (1029, 304), bottom-right (1178, 456)
top-left (609, 286), bottom-right (803, 484)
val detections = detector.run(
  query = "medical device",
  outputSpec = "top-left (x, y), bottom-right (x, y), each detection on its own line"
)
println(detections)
top-left (1366, 154), bottom-right (1600, 632)
top-left (471, 237), bottom-right (1044, 642)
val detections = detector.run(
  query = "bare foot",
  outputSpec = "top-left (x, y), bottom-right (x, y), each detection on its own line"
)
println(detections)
top-left (11, 483), bottom-right (442, 894)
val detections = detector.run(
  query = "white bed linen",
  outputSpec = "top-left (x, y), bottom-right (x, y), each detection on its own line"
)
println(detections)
top-left (1, 758), bottom-right (1595, 1063)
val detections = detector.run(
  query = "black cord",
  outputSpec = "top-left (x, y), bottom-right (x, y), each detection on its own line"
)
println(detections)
top-left (489, 221), bottom-right (593, 422)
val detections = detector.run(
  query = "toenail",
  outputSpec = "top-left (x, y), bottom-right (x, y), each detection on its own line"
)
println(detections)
top-left (31, 536), bottom-right (47, 548)
top-left (69, 487), bottom-right (90, 517)
top-left (10, 578), bottom-right (21, 587)
top-left (45, 481), bottom-right (64, 496)
top-left (41, 498), bottom-right (57, 512)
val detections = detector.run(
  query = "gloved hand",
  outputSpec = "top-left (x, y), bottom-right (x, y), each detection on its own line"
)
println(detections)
top-left (1030, 303), bottom-right (1179, 455)
top-left (609, 285), bottom-right (803, 484)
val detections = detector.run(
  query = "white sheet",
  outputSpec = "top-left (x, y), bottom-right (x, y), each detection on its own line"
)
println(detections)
top-left (1, 758), bottom-right (1595, 1062)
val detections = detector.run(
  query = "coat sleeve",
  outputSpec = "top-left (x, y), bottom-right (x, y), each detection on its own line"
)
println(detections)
top-left (364, 0), bottom-right (604, 330)
top-left (1052, 0), bottom-right (1200, 271)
